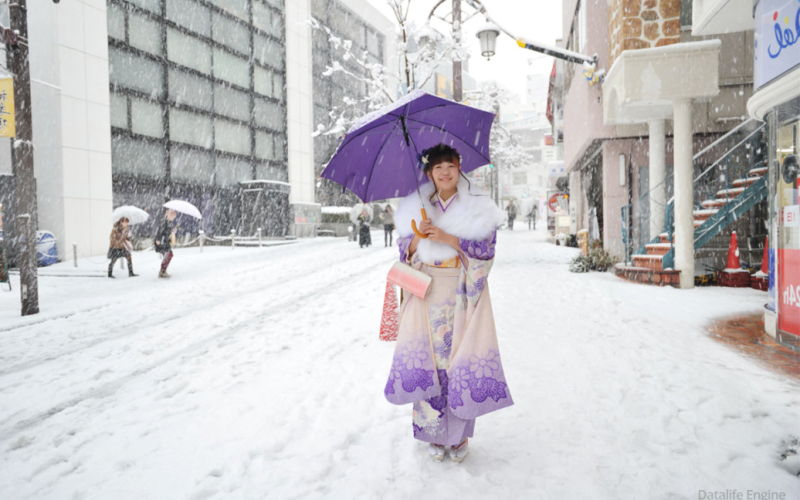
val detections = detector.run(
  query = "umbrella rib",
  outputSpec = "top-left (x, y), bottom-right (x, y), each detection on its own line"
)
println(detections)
top-left (361, 121), bottom-right (404, 202)
top-left (404, 116), bottom-right (493, 165)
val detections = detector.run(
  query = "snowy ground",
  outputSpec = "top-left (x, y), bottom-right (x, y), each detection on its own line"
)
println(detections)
top-left (1, 228), bottom-right (798, 500)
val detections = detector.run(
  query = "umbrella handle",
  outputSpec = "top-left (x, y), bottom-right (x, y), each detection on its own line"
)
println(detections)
top-left (411, 208), bottom-right (429, 239)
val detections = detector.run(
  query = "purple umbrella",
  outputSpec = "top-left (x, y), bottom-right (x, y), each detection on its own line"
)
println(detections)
top-left (320, 90), bottom-right (495, 203)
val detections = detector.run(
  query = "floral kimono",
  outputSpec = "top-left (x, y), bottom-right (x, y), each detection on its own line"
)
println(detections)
top-left (385, 177), bottom-right (513, 446)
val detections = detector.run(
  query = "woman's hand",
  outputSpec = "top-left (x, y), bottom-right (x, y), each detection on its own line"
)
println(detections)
top-left (425, 225), bottom-right (459, 250)
top-left (418, 218), bottom-right (433, 234)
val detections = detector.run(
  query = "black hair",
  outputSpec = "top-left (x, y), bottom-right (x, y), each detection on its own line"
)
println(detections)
top-left (420, 143), bottom-right (474, 200)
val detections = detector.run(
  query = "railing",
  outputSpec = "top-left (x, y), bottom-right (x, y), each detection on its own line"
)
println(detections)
top-left (628, 119), bottom-right (767, 270)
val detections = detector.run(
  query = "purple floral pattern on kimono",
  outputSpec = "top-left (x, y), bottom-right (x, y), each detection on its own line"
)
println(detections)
top-left (459, 231), bottom-right (497, 261)
top-left (385, 340), bottom-right (436, 396)
top-left (448, 350), bottom-right (509, 411)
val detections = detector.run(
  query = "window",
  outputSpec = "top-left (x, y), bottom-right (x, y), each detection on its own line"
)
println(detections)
top-left (127, 0), bottom-right (162, 14)
top-left (131, 98), bottom-right (164, 138)
top-left (169, 109), bottom-right (213, 148)
top-left (212, 12), bottom-right (251, 55)
top-left (213, 48), bottom-right (250, 88)
top-left (272, 72), bottom-right (283, 100)
top-left (168, 68), bottom-right (213, 110)
top-left (255, 131), bottom-right (273, 159)
top-left (110, 93), bottom-right (128, 129)
top-left (171, 146), bottom-right (214, 183)
top-left (167, 29), bottom-right (212, 74)
top-left (213, 0), bottom-right (250, 21)
top-left (214, 84), bottom-right (251, 121)
top-left (578, 1), bottom-right (586, 52)
top-left (112, 136), bottom-right (166, 177)
top-left (254, 98), bottom-right (285, 131)
top-left (110, 47), bottom-right (164, 97)
top-left (129, 12), bottom-right (163, 56)
top-left (215, 118), bottom-right (251, 155)
top-left (253, 2), bottom-right (283, 38)
top-left (513, 172), bottom-right (528, 186)
top-left (215, 155), bottom-right (252, 186)
top-left (166, 0), bottom-right (211, 37)
top-left (254, 66), bottom-right (272, 97)
top-left (254, 34), bottom-right (285, 69)
top-left (107, 4), bottom-right (126, 41)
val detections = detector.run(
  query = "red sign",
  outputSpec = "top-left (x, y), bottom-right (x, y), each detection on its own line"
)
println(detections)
top-left (778, 248), bottom-right (800, 338)
top-left (548, 193), bottom-right (562, 212)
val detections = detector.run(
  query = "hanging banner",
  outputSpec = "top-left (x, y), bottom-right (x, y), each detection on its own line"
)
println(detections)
top-left (0, 78), bottom-right (15, 138)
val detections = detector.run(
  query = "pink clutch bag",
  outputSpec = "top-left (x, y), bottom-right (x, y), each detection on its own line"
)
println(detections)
top-left (387, 261), bottom-right (431, 299)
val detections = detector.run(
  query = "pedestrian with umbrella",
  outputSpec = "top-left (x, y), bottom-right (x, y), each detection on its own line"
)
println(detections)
top-left (108, 206), bottom-right (148, 278)
top-left (155, 200), bottom-right (202, 279)
top-left (321, 90), bottom-right (514, 463)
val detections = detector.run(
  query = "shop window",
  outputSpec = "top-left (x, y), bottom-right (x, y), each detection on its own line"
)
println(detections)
top-left (213, 48), bottom-right (250, 88)
top-left (131, 98), bottom-right (164, 138)
top-left (255, 131), bottom-right (274, 159)
top-left (212, 12), bottom-right (251, 55)
top-left (112, 136), bottom-right (166, 177)
top-left (129, 12), bottom-right (163, 56)
top-left (215, 119), bottom-right (251, 155)
top-left (109, 47), bottom-right (164, 97)
top-left (214, 83), bottom-right (251, 122)
top-left (167, 29), bottom-right (212, 74)
top-left (169, 109), bottom-right (213, 148)
top-left (166, 0), bottom-right (211, 37)
top-left (168, 68), bottom-right (213, 110)
top-left (171, 146), bottom-right (214, 184)
top-left (110, 93), bottom-right (128, 130)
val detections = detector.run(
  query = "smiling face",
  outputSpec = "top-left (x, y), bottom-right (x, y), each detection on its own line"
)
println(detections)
top-left (427, 159), bottom-right (460, 193)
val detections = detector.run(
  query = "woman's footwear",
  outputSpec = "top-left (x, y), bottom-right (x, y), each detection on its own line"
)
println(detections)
top-left (450, 439), bottom-right (469, 463)
top-left (428, 443), bottom-right (445, 462)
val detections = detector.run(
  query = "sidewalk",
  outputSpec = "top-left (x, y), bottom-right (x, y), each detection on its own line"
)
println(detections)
top-left (708, 314), bottom-right (800, 380)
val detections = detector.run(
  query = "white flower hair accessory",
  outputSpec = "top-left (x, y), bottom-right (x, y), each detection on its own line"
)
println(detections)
top-left (421, 155), bottom-right (429, 165)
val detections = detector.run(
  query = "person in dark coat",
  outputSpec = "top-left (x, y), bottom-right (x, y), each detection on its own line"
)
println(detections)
top-left (108, 217), bottom-right (137, 278)
top-left (505, 200), bottom-right (518, 230)
top-left (527, 203), bottom-right (538, 230)
top-left (358, 209), bottom-right (371, 248)
top-left (155, 209), bottom-right (177, 278)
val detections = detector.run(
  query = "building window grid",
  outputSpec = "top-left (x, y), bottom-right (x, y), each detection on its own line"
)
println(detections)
top-left (108, 0), bottom-right (288, 189)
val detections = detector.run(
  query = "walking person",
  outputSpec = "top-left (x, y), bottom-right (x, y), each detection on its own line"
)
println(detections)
top-left (505, 200), bottom-right (518, 230)
top-left (154, 209), bottom-right (177, 278)
top-left (382, 204), bottom-right (395, 247)
top-left (108, 217), bottom-right (137, 278)
top-left (388, 143), bottom-right (514, 463)
top-left (358, 208), bottom-right (372, 248)
top-left (527, 203), bottom-right (538, 230)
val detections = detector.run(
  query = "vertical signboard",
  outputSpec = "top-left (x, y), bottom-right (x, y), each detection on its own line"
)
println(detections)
top-left (0, 78), bottom-right (14, 137)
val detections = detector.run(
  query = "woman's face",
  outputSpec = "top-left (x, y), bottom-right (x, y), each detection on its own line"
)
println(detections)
top-left (427, 159), bottom-right (460, 192)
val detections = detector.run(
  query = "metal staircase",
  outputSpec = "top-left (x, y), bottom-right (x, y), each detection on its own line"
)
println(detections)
top-left (622, 119), bottom-right (768, 279)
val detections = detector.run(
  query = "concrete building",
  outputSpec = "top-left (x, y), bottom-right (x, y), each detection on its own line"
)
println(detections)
top-left (0, 0), bottom-right (394, 259)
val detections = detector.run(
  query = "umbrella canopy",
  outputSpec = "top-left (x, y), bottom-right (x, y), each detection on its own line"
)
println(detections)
top-left (321, 90), bottom-right (495, 203)
top-left (110, 205), bottom-right (149, 225)
top-left (163, 200), bottom-right (202, 219)
top-left (349, 204), bottom-right (374, 225)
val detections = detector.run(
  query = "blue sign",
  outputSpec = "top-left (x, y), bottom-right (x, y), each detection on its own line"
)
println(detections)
top-left (755, 0), bottom-right (800, 89)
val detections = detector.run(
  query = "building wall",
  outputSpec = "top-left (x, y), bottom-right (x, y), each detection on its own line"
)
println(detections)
top-left (608, 0), bottom-right (682, 68)
top-left (286, 0), bottom-right (314, 205)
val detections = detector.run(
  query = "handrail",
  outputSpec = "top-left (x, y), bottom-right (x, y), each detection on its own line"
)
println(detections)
top-left (692, 118), bottom-right (757, 161)
top-left (693, 123), bottom-right (765, 184)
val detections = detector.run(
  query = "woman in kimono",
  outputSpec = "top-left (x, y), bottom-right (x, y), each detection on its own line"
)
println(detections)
top-left (386, 143), bottom-right (513, 463)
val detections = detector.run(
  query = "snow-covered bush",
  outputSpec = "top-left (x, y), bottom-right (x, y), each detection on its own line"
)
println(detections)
top-left (569, 255), bottom-right (590, 273)
top-left (569, 241), bottom-right (617, 273)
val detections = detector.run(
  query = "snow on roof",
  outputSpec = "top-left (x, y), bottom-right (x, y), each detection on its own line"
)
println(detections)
top-left (240, 180), bottom-right (292, 187)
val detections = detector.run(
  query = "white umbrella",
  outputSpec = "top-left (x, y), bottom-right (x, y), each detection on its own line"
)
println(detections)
top-left (111, 205), bottom-right (149, 225)
top-left (349, 204), bottom-right (373, 224)
top-left (163, 200), bottom-right (202, 219)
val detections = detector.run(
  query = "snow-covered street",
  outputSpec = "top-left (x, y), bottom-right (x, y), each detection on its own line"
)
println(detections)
top-left (1, 229), bottom-right (798, 500)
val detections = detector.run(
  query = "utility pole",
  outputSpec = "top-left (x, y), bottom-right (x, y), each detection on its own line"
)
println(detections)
top-left (452, 0), bottom-right (462, 103)
top-left (8, 0), bottom-right (39, 316)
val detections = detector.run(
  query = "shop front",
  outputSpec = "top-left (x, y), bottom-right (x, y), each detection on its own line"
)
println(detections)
top-left (748, 0), bottom-right (800, 350)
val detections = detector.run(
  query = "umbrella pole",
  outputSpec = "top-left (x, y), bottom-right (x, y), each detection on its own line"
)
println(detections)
top-left (401, 116), bottom-right (429, 240)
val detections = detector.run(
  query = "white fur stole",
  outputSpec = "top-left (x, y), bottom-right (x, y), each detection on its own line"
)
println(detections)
top-left (394, 176), bottom-right (505, 263)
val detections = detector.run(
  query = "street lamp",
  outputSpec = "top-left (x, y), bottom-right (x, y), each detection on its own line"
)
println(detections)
top-left (475, 22), bottom-right (499, 59)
